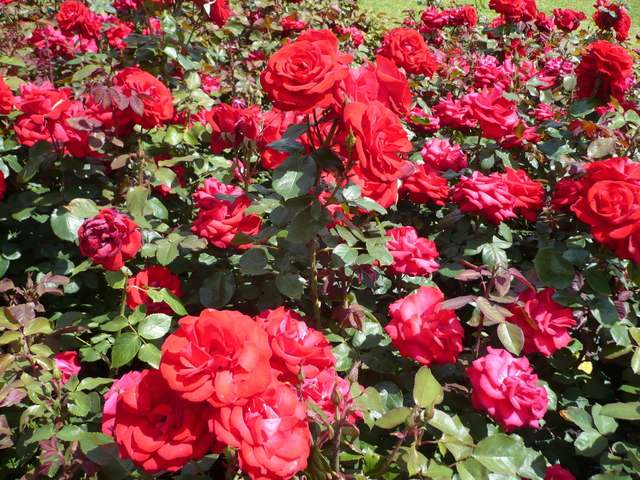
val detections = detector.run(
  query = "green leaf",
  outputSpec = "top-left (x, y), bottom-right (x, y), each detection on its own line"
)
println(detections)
top-left (184, 71), bottom-right (201, 90)
top-left (534, 247), bottom-right (575, 289)
top-left (575, 430), bottom-right (607, 456)
top-left (413, 366), bottom-right (443, 409)
top-left (584, 268), bottom-right (611, 295)
top-left (72, 64), bottom-right (101, 82)
top-left (163, 126), bottom-right (183, 146)
top-left (138, 314), bottom-right (172, 340)
top-left (104, 270), bottom-right (127, 289)
top-left (67, 198), bottom-right (100, 218)
top-left (481, 243), bottom-right (508, 269)
top-left (275, 273), bottom-right (305, 300)
top-left (402, 445), bottom-right (428, 477)
top-left (160, 289), bottom-right (187, 316)
top-left (366, 241), bottom-right (393, 266)
top-left (126, 186), bottom-right (149, 222)
top-left (272, 155), bottom-right (316, 200)
top-left (569, 98), bottom-right (598, 117)
top-left (68, 391), bottom-right (91, 417)
top-left (156, 239), bottom-right (179, 266)
top-left (497, 323), bottom-right (524, 355)
top-left (199, 271), bottom-right (236, 308)
top-left (564, 407), bottom-right (593, 431)
top-left (428, 410), bottom-right (473, 460)
top-left (473, 434), bottom-right (527, 475)
top-left (138, 343), bottom-right (161, 368)
top-left (77, 377), bottom-right (114, 392)
top-left (592, 296), bottom-right (619, 326)
top-left (23, 317), bottom-right (52, 335)
top-left (457, 459), bottom-right (489, 480)
top-left (375, 406), bottom-right (411, 429)
top-left (476, 297), bottom-right (508, 324)
top-left (51, 208), bottom-right (84, 242)
top-left (599, 402), bottom-right (640, 420)
top-left (632, 348), bottom-right (640, 374)
top-left (239, 248), bottom-right (269, 275)
top-left (332, 244), bottom-right (358, 267)
top-left (111, 333), bottom-right (141, 368)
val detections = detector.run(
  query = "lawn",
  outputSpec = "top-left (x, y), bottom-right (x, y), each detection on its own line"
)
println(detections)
top-left (359, 0), bottom-right (640, 40)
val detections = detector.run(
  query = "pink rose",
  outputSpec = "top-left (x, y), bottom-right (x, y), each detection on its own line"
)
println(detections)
top-left (55, 351), bottom-right (81, 385)
top-left (464, 87), bottom-right (520, 140)
top-left (420, 138), bottom-right (468, 172)
top-left (301, 369), bottom-right (363, 423)
top-left (452, 171), bottom-right (517, 225)
top-left (385, 286), bottom-right (464, 366)
top-left (101, 370), bottom-right (143, 437)
top-left (467, 347), bottom-right (549, 430)
top-left (386, 226), bottom-right (439, 276)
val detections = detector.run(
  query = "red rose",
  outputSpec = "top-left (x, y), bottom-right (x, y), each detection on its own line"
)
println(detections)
top-left (551, 177), bottom-right (581, 212)
top-left (507, 288), bottom-right (576, 357)
top-left (213, 382), bottom-right (310, 480)
top-left (378, 28), bottom-right (438, 76)
top-left (502, 168), bottom-right (545, 222)
top-left (258, 108), bottom-right (309, 169)
top-left (194, 0), bottom-right (231, 27)
top-left (449, 6), bottom-right (478, 27)
top-left (572, 157), bottom-right (640, 242)
top-left (350, 172), bottom-right (401, 210)
top-left (467, 347), bottom-right (548, 431)
top-left (544, 464), bottom-right (576, 480)
top-left (432, 92), bottom-right (477, 131)
top-left (126, 266), bottom-right (183, 314)
top-left (113, 67), bottom-right (174, 129)
top-left (386, 226), bottom-right (439, 276)
top-left (191, 178), bottom-right (262, 249)
top-left (343, 101), bottom-right (412, 183)
top-left (575, 40), bottom-right (634, 103)
top-left (464, 88), bottom-right (520, 140)
top-left (112, 369), bottom-right (217, 474)
top-left (420, 138), bottom-right (467, 172)
top-left (260, 29), bottom-right (352, 113)
top-left (0, 171), bottom-right (6, 199)
top-left (160, 309), bottom-right (273, 406)
top-left (102, 370), bottom-right (143, 437)
top-left (385, 286), bottom-right (464, 366)
top-left (452, 171), bottom-right (517, 225)
top-left (54, 351), bottom-right (81, 385)
top-left (255, 307), bottom-right (335, 385)
top-left (78, 208), bottom-right (142, 271)
top-left (593, 0), bottom-right (631, 42)
top-left (552, 9), bottom-right (587, 32)
top-left (205, 103), bottom-right (261, 154)
top-left (400, 163), bottom-right (450, 206)
top-left (57, 1), bottom-right (102, 39)
top-left (0, 76), bottom-right (14, 115)
top-left (301, 369), bottom-right (363, 423)
top-left (103, 16), bottom-right (134, 49)
top-left (488, 0), bottom-right (537, 21)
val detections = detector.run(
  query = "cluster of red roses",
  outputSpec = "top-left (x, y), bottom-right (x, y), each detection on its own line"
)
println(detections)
top-left (101, 307), bottom-right (360, 478)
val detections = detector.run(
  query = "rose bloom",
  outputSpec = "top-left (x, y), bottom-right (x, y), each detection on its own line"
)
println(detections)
top-left (552, 8), bottom-right (586, 32)
top-left (112, 369), bottom-right (217, 474)
top-left (349, 172), bottom-right (401, 209)
top-left (488, 0), bottom-right (537, 21)
top-left (194, 0), bottom-right (231, 27)
top-left (126, 266), bottom-right (183, 314)
top-left (191, 178), bottom-right (262, 248)
top-left (420, 138), bottom-right (467, 172)
top-left (377, 28), bottom-right (438, 76)
top-left (339, 55), bottom-right (412, 116)
top-left (551, 177), bottom-right (581, 212)
top-left (575, 40), bottom-right (634, 103)
top-left (502, 168), bottom-right (545, 222)
top-left (57, 0), bottom-right (102, 39)
top-left (213, 381), bottom-right (310, 480)
top-left (472, 55), bottom-right (514, 91)
top-left (464, 88), bottom-right (520, 140)
top-left (113, 67), bottom-right (174, 129)
top-left (507, 288), bottom-right (576, 357)
top-left (593, 0), bottom-right (631, 42)
top-left (543, 464), bottom-right (576, 480)
top-left (255, 307), bottom-right (335, 385)
top-left (301, 369), bottom-right (363, 423)
top-left (205, 103), bottom-right (261, 154)
top-left (386, 226), bottom-right (439, 276)
top-left (385, 286), bottom-right (464, 367)
top-left (0, 76), bottom-right (14, 114)
top-left (258, 108), bottom-right (309, 169)
top-left (102, 370), bottom-right (143, 437)
top-left (160, 309), bottom-right (273, 406)
top-left (400, 163), bottom-right (450, 206)
top-left (103, 16), bottom-right (134, 49)
top-left (54, 351), bottom-right (81, 385)
top-left (452, 171), bottom-right (517, 225)
top-left (467, 347), bottom-right (549, 431)
top-left (260, 29), bottom-right (352, 113)
top-left (432, 92), bottom-right (477, 131)
top-left (449, 5), bottom-right (478, 27)
top-left (571, 157), bottom-right (640, 261)
top-left (343, 101), bottom-right (412, 183)
top-left (78, 208), bottom-right (142, 271)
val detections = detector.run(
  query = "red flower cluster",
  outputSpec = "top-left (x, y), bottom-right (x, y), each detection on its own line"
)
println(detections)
top-left (452, 168), bottom-right (545, 225)
top-left (420, 137), bottom-right (467, 172)
top-left (592, 0), bottom-right (631, 42)
top-left (468, 347), bottom-right (549, 430)
top-left (377, 28), bottom-right (438, 76)
top-left (105, 307), bottom-right (360, 478)
top-left (386, 286), bottom-right (464, 367)
top-left (400, 163), bottom-right (450, 206)
top-left (488, 0), bottom-right (538, 22)
top-left (552, 9), bottom-right (587, 32)
top-left (191, 177), bottom-right (262, 248)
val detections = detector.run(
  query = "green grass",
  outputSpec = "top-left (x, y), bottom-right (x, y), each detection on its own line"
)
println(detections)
top-left (358, 0), bottom-right (640, 43)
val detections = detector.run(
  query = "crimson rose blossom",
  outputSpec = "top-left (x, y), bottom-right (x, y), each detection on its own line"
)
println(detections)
top-left (502, 168), bottom-right (545, 222)
top-left (301, 369), bottom-right (363, 423)
top-left (465, 88), bottom-right (520, 140)
top-left (0, 76), bottom-right (13, 114)
top-left (260, 29), bottom-right (352, 113)
top-left (386, 226), bottom-right (439, 276)
top-left (543, 465), bottom-right (576, 480)
top-left (113, 67), bottom-right (174, 129)
top-left (343, 100), bottom-right (412, 183)
top-left (205, 103), bottom-right (261, 154)
top-left (468, 347), bottom-right (548, 430)
top-left (593, 0), bottom-right (631, 42)
top-left (488, 0), bottom-right (537, 21)
top-left (57, 0), bottom-right (102, 39)
top-left (54, 351), bottom-right (81, 385)
top-left (213, 382), bottom-right (310, 480)
top-left (552, 9), bottom-right (586, 32)
top-left (575, 41), bottom-right (634, 103)
top-left (507, 288), bottom-right (576, 357)
top-left (385, 286), bottom-right (464, 367)
top-left (126, 266), bottom-right (183, 314)
top-left (160, 309), bottom-right (273, 406)
top-left (78, 208), bottom-right (142, 271)
top-left (255, 307), bottom-right (335, 385)
top-left (420, 138), bottom-right (468, 172)
top-left (112, 369), bottom-right (217, 474)
top-left (0, 171), bottom-right (5, 199)
top-left (378, 28), bottom-right (438, 76)
top-left (452, 171), bottom-right (517, 225)
top-left (400, 163), bottom-right (450, 206)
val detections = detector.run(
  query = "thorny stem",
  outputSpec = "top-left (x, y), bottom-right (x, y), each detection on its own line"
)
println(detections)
top-left (310, 238), bottom-right (321, 325)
